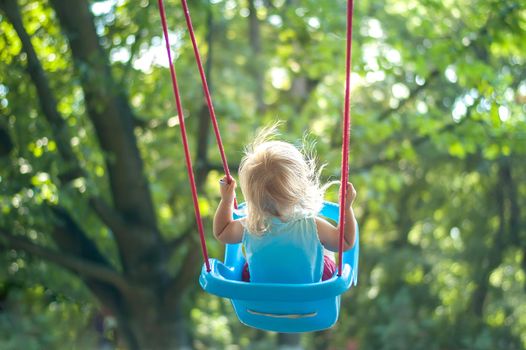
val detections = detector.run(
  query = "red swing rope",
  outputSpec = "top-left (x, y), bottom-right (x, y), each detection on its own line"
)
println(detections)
top-left (180, 0), bottom-right (237, 209)
top-left (179, 1), bottom-right (355, 275)
top-left (157, 0), bottom-right (210, 272)
top-left (180, 0), bottom-right (233, 185)
top-left (338, 0), bottom-right (355, 276)
top-left (158, 0), bottom-right (354, 276)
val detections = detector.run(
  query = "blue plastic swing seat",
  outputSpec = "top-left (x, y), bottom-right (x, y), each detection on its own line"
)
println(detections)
top-left (199, 201), bottom-right (359, 333)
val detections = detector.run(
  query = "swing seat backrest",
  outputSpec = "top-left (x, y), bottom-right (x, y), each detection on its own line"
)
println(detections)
top-left (199, 201), bottom-right (359, 333)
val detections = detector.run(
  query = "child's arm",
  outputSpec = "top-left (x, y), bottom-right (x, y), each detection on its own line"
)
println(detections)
top-left (213, 176), bottom-right (243, 244)
top-left (316, 182), bottom-right (357, 252)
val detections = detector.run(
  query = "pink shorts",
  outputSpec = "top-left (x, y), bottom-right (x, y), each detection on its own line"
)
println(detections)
top-left (242, 255), bottom-right (337, 282)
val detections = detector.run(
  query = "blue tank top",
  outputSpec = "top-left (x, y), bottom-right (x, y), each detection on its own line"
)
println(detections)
top-left (242, 213), bottom-right (324, 284)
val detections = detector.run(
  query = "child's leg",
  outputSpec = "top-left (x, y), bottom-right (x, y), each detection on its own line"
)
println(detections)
top-left (322, 255), bottom-right (336, 281)
top-left (242, 262), bottom-right (250, 282)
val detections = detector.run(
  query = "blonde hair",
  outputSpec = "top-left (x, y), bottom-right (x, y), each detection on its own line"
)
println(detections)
top-left (239, 125), bottom-right (328, 235)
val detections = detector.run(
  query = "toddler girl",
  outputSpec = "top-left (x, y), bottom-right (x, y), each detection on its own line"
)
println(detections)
top-left (213, 130), bottom-right (357, 283)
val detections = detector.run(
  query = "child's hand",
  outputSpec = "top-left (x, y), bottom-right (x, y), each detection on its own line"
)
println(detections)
top-left (219, 176), bottom-right (236, 202)
top-left (341, 182), bottom-right (357, 209)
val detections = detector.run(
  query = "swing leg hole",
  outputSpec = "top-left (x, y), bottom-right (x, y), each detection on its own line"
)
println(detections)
top-left (247, 309), bottom-right (317, 319)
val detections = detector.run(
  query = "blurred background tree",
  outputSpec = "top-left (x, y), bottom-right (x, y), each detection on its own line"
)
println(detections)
top-left (0, 0), bottom-right (524, 349)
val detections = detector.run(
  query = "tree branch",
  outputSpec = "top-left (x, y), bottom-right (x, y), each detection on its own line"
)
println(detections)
top-left (47, 204), bottom-right (151, 279)
top-left (88, 197), bottom-right (142, 271)
top-left (89, 197), bottom-right (128, 234)
top-left (353, 101), bottom-right (477, 173)
top-left (378, 70), bottom-right (440, 122)
top-left (47, 205), bottom-right (116, 268)
top-left (0, 229), bottom-right (131, 294)
top-left (0, 223), bottom-right (139, 349)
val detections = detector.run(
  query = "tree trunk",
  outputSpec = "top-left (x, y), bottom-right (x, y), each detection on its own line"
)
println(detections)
top-left (278, 333), bottom-right (303, 350)
top-left (0, 0), bottom-right (193, 348)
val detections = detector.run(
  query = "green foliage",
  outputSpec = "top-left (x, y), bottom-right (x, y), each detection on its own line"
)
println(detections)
top-left (1, 0), bottom-right (525, 348)
top-left (0, 251), bottom-right (98, 349)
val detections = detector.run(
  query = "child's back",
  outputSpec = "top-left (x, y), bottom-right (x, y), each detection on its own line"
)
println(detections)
top-left (242, 213), bottom-right (324, 284)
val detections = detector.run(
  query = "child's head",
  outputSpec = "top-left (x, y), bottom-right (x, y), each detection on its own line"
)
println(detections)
top-left (239, 126), bottom-right (325, 234)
